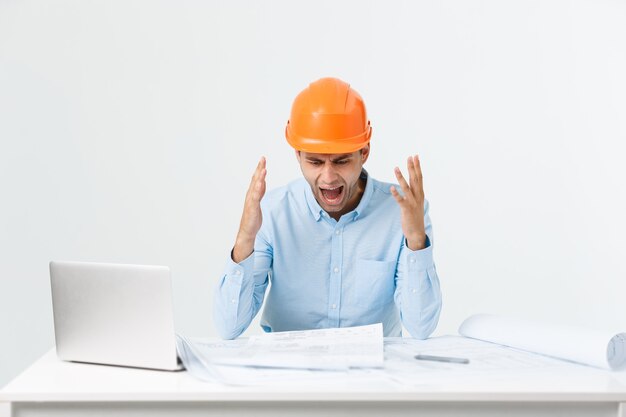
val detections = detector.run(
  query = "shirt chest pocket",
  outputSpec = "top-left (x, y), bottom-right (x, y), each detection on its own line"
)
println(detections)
top-left (355, 259), bottom-right (396, 309)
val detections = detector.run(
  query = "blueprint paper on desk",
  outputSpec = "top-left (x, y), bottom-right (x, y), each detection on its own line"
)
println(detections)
top-left (176, 323), bottom-right (384, 384)
top-left (383, 335), bottom-right (581, 386)
top-left (217, 323), bottom-right (384, 370)
top-left (177, 332), bottom-right (587, 386)
top-left (176, 335), bottom-right (355, 385)
top-left (459, 314), bottom-right (626, 370)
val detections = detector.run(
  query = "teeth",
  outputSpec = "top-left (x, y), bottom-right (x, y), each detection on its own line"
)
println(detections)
top-left (321, 186), bottom-right (341, 190)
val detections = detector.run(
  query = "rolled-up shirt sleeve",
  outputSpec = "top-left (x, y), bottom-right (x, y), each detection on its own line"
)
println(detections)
top-left (394, 200), bottom-right (442, 339)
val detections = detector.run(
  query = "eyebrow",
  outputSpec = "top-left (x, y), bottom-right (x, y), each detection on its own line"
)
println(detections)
top-left (305, 155), bottom-right (353, 163)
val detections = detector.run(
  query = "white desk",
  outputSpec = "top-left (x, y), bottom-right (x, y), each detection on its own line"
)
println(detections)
top-left (2, 349), bottom-right (626, 417)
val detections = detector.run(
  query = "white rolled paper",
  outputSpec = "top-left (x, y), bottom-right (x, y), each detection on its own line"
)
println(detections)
top-left (459, 314), bottom-right (626, 370)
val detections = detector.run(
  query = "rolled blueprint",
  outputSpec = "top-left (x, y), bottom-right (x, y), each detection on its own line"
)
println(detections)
top-left (459, 314), bottom-right (626, 370)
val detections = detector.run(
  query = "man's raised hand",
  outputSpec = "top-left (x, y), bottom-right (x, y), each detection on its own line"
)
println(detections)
top-left (232, 157), bottom-right (267, 263)
top-left (390, 155), bottom-right (427, 251)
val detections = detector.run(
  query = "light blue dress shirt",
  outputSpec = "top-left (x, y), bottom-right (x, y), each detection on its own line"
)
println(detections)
top-left (214, 170), bottom-right (442, 339)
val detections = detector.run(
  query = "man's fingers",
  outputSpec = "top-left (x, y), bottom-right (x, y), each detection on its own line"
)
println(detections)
top-left (407, 155), bottom-right (422, 188)
top-left (394, 167), bottom-right (413, 199)
top-left (252, 157), bottom-right (266, 181)
top-left (406, 155), bottom-right (425, 200)
top-left (412, 155), bottom-right (424, 197)
top-left (413, 155), bottom-right (423, 183)
top-left (407, 156), bottom-right (417, 186)
top-left (407, 156), bottom-right (415, 186)
top-left (248, 157), bottom-right (266, 192)
top-left (390, 186), bottom-right (406, 205)
top-left (257, 168), bottom-right (267, 192)
top-left (250, 168), bottom-right (267, 201)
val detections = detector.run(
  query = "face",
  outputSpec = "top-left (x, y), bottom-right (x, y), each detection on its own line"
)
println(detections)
top-left (296, 145), bottom-right (370, 218)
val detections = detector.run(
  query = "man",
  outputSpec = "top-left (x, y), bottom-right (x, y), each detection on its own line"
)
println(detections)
top-left (214, 77), bottom-right (441, 339)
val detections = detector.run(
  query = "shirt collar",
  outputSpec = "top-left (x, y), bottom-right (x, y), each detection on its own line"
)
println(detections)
top-left (303, 169), bottom-right (373, 222)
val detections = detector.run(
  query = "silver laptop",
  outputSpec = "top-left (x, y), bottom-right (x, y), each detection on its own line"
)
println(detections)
top-left (50, 261), bottom-right (183, 371)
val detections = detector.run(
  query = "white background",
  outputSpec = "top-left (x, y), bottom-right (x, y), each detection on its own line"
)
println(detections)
top-left (1, 0), bottom-right (625, 387)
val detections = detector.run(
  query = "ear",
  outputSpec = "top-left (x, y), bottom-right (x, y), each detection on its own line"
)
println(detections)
top-left (295, 150), bottom-right (301, 163)
top-left (360, 144), bottom-right (370, 164)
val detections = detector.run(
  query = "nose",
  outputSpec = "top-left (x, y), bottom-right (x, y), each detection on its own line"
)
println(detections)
top-left (320, 163), bottom-right (340, 185)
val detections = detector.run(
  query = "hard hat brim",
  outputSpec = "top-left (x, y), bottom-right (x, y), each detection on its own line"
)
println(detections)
top-left (285, 124), bottom-right (372, 154)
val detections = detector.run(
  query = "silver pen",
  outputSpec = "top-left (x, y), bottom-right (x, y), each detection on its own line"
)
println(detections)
top-left (414, 354), bottom-right (470, 364)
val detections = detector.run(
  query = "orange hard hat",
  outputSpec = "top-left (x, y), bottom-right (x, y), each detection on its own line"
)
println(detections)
top-left (285, 77), bottom-right (372, 154)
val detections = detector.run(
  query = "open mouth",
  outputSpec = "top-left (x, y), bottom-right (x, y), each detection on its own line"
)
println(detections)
top-left (319, 185), bottom-right (344, 206)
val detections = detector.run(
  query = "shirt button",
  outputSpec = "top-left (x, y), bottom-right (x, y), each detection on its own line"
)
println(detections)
top-left (231, 299), bottom-right (236, 304)
top-left (333, 267), bottom-right (339, 273)
top-left (331, 304), bottom-right (337, 309)
top-left (409, 257), bottom-right (416, 263)
top-left (411, 288), bottom-right (417, 294)
top-left (234, 270), bottom-right (241, 275)
top-left (335, 230), bottom-right (341, 235)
